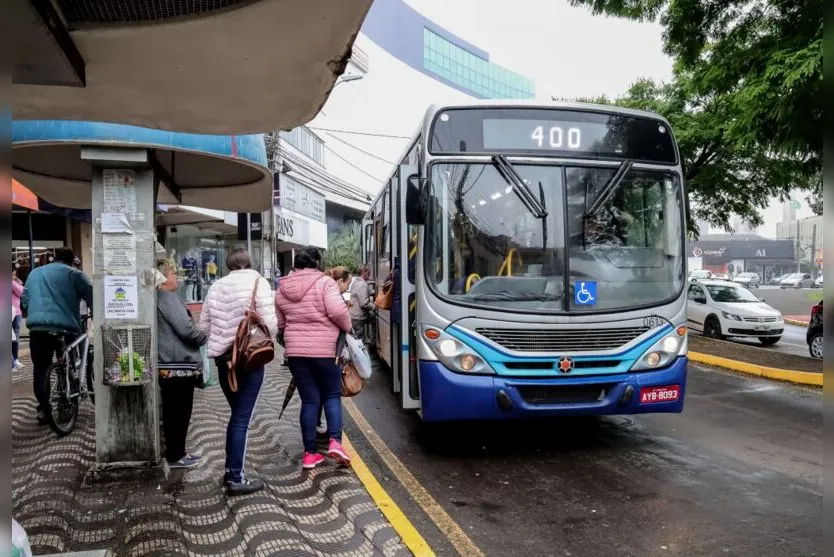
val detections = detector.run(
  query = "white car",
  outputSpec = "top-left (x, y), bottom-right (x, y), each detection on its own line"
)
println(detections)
top-left (687, 280), bottom-right (784, 345)
top-left (812, 276), bottom-right (823, 289)
top-left (688, 269), bottom-right (713, 281)
top-left (733, 272), bottom-right (761, 288)
top-left (780, 272), bottom-right (814, 289)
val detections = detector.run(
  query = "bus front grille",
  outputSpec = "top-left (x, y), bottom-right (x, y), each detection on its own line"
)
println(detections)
top-left (517, 385), bottom-right (609, 405)
top-left (475, 327), bottom-right (650, 353)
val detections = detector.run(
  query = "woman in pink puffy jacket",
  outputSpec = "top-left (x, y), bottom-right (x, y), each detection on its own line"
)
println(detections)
top-left (275, 246), bottom-right (353, 469)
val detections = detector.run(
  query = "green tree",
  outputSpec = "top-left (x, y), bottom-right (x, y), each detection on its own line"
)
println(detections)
top-left (569, 0), bottom-right (822, 163)
top-left (573, 77), bottom-right (819, 234)
top-left (323, 220), bottom-right (362, 271)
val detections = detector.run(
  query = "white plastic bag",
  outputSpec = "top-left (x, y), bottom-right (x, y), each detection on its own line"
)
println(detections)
top-left (13, 518), bottom-right (33, 557)
top-left (346, 334), bottom-right (373, 379)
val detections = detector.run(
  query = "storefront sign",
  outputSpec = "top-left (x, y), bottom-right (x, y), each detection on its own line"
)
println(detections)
top-left (690, 239), bottom-right (794, 262)
top-left (275, 174), bottom-right (326, 223)
top-left (274, 208), bottom-right (325, 249)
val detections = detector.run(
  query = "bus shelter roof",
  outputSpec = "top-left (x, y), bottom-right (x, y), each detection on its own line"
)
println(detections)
top-left (12, 0), bottom-right (373, 134)
top-left (13, 120), bottom-right (272, 212)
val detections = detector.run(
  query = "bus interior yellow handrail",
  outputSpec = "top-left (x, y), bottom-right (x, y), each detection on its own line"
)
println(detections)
top-left (465, 273), bottom-right (481, 293)
top-left (498, 248), bottom-right (523, 277)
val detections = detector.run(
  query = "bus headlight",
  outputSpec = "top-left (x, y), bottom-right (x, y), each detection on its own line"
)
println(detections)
top-left (632, 327), bottom-right (687, 372)
top-left (422, 326), bottom-right (493, 374)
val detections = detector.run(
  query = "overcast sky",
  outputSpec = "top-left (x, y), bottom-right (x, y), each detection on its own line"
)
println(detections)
top-left (320, 0), bottom-right (815, 236)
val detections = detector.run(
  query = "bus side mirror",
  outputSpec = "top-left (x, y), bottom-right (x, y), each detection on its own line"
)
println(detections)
top-left (405, 174), bottom-right (426, 225)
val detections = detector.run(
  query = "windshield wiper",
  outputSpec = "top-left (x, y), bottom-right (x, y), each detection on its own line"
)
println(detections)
top-left (492, 155), bottom-right (547, 219)
top-left (587, 160), bottom-right (633, 216)
top-left (468, 290), bottom-right (562, 302)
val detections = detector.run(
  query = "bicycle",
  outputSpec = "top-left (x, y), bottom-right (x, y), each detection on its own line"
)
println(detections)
top-left (42, 313), bottom-right (95, 436)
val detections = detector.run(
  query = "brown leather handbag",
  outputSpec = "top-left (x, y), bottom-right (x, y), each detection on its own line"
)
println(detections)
top-left (374, 279), bottom-right (394, 310)
top-left (340, 360), bottom-right (365, 397)
top-left (229, 279), bottom-right (275, 392)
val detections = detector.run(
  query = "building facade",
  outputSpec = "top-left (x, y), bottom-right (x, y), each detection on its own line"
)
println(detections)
top-left (688, 234), bottom-right (796, 282)
top-left (775, 215), bottom-right (823, 274)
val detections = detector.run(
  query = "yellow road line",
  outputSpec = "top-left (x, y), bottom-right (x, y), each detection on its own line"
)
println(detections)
top-left (689, 351), bottom-right (822, 387)
top-left (784, 319), bottom-right (809, 327)
top-left (343, 435), bottom-right (435, 557)
top-left (344, 398), bottom-right (485, 557)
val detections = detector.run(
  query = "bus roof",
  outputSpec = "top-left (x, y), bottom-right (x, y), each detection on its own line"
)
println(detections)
top-left (422, 99), bottom-right (673, 130)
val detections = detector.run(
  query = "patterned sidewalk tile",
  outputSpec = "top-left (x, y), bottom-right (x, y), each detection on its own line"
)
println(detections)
top-left (12, 358), bottom-right (410, 557)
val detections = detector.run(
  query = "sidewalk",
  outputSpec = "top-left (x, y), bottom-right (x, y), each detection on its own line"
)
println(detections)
top-left (689, 335), bottom-right (822, 373)
top-left (12, 357), bottom-right (411, 557)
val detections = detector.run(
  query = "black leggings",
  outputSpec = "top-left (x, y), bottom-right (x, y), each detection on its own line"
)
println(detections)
top-left (159, 378), bottom-right (196, 463)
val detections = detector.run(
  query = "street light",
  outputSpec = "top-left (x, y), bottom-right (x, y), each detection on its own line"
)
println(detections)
top-left (334, 74), bottom-right (364, 87)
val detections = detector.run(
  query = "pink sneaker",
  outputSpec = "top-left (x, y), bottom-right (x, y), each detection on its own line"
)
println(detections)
top-left (302, 452), bottom-right (325, 469)
top-left (327, 439), bottom-right (351, 467)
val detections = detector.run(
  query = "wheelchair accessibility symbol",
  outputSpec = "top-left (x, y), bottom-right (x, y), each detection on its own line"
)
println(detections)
top-left (574, 281), bottom-right (597, 306)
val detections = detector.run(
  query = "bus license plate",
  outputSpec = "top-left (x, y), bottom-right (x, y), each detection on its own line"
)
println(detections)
top-left (640, 385), bottom-right (680, 404)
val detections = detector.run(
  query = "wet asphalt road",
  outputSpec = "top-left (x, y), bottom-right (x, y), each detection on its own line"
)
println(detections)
top-left (345, 363), bottom-right (822, 557)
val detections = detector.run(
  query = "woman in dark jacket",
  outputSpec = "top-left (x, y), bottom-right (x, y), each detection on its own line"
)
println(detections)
top-left (156, 260), bottom-right (207, 468)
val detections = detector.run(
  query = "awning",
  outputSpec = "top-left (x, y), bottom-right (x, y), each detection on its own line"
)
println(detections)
top-left (13, 121), bottom-right (273, 212)
top-left (12, 0), bottom-right (373, 134)
top-left (12, 179), bottom-right (39, 211)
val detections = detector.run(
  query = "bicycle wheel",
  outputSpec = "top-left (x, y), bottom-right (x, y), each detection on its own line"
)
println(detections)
top-left (43, 362), bottom-right (79, 436)
top-left (86, 346), bottom-right (95, 405)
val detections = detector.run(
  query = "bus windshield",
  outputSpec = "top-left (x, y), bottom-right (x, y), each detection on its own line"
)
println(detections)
top-left (425, 162), bottom-right (685, 313)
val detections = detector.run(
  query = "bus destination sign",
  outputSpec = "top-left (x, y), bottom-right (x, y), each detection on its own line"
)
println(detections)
top-left (429, 107), bottom-right (678, 164)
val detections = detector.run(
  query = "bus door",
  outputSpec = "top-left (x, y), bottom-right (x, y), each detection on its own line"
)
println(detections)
top-left (360, 215), bottom-right (376, 345)
top-left (375, 174), bottom-right (394, 372)
top-left (395, 165), bottom-right (420, 409)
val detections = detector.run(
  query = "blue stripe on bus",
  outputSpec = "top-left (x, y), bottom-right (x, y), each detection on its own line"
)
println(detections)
top-left (445, 324), bottom-right (675, 377)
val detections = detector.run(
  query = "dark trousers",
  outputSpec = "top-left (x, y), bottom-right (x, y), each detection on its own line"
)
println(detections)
top-left (159, 377), bottom-right (196, 463)
top-left (288, 357), bottom-right (342, 453)
top-left (29, 331), bottom-right (65, 411)
top-left (216, 358), bottom-right (264, 483)
top-left (12, 315), bottom-right (21, 361)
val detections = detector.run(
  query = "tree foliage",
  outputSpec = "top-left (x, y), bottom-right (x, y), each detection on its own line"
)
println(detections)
top-left (577, 78), bottom-right (818, 233)
top-left (569, 0), bottom-right (823, 226)
top-left (323, 220), bottom-right (362, 271)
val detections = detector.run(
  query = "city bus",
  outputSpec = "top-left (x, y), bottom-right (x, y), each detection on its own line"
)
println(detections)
top-left (362, 100), bottom-right (688, 422)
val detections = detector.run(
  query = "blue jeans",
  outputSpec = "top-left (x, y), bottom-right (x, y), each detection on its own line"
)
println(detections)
top-left (288, 357), bottom-right (342, 453)
top-left (216, 358), bottom-right (264, 483)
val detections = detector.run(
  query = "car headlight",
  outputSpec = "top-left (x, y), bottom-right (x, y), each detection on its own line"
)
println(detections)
top-left (422, 326), bottom-right (493, 374)
top-left (721, 311), bottom-right (743, 321)
top-left (632, 326), bottom-right (687, 371)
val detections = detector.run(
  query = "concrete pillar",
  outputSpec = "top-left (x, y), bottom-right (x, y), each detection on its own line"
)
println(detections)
top-left (84, 147), bottom-right (160, 466)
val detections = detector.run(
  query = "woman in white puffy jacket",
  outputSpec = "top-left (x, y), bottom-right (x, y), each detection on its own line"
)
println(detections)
top-left (199, 248), bottom-right (277, 496)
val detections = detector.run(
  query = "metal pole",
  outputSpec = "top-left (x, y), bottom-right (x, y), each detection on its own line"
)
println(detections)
top-left (27, 210), bottom-right (35, 270)
top-left (796, 220), bottom-right (801, 272)
top-left (810, 223), bottom-right (817, 277)
top-left (246, 212), bottom-right (252, 255)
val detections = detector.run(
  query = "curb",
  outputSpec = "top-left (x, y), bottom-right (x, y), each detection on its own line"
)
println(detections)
top-left (689, 351), bottom-right (822, 387)
top-left (784, 319), bottom-right (809, 327)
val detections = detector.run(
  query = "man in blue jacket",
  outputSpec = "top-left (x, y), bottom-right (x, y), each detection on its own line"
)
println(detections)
top-left (22, 247), bottom-right (93, 424)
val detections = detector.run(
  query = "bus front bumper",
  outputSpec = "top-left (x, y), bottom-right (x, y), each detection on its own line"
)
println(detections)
top-left (418, 357), bottom-right (687, 422)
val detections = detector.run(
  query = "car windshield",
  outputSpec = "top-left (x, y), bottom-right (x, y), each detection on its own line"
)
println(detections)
top-left (706, 284), bottom-right (761, 303)
top-left (786, 273), bottom-right (804, 279)
top-left (426, 162), bottom-right (685, 312)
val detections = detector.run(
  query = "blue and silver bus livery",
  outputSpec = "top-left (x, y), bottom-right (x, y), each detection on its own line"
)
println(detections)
top-left (364, 100), bottom-right (688, 422)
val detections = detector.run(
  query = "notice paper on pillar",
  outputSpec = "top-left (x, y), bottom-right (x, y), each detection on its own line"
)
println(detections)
top-left (103, 234), bottom-right (137, 274)
top-left (102, 169), bottom-right (137, 213)
top-left (101, 212), bottom-right (132, 233)
top-left (104, 276), bottom-right (138, 320)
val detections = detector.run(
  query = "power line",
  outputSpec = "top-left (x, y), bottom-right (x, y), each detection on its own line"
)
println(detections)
top-left (322, 132), bottom-right (398, 165)
top-left (321, 142), bottom-right (387, 183)
top-left (308, 126), bottom-right (412, 140)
